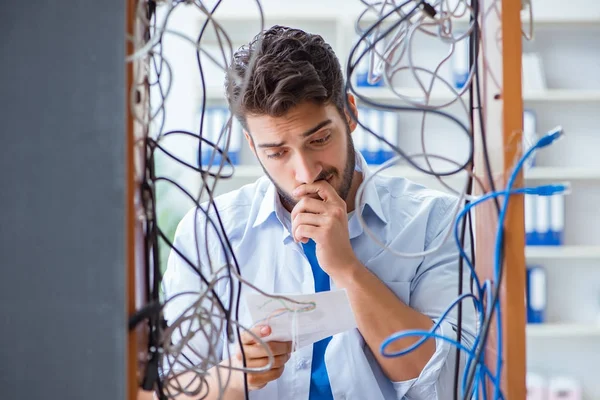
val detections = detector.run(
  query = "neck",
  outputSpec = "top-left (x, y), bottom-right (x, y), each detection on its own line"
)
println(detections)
top-left (344, 170), bottom-right (363, 213)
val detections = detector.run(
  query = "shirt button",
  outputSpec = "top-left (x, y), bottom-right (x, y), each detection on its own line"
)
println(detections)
top-left (295, 359), bottom-right (310, 370)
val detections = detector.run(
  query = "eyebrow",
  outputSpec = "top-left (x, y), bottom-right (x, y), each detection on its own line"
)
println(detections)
top-left (256, 119), bottom-right (332, 149)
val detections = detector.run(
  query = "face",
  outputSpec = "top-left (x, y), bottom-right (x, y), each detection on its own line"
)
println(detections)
top-left (244, 96), bottom-right (359, 211)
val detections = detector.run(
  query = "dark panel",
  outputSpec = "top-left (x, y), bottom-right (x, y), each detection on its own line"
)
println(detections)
top-left (0, 2), bottom-right (127, 399)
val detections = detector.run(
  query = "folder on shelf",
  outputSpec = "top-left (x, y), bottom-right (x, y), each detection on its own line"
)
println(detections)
top-left (549, 194), bottom-right (565, 246)
top-left (535, 195), bottom-right (552, 245)
top-left (199, 107), bottom-right (213, 167)
top-left (522, 52), bottom-right (547, 92)
top-left (353, 107), bottom-right (367, 161)
top-left (452, 34), bottom-right (470, 90)
top-left (356, 34), bottom-right (385, 88)
top-left (212, 107), bottom-right (226, 166)
top-left (547, 377), bottom-right (582, 400)
top-left (523, 109), bottom-right (538, 169)
top-left (365, 109), bottom-right (382, 164)
top-left (200, 107), bottom-right (244, 168)
top-left (526, 265), bottom-right (546, 324)
top-left (230, 114), bottom-right (243, 166)
top-left (525, 194), bottom-right (537, 245)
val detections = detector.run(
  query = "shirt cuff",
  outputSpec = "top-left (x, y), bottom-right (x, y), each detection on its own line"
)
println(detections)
top-left (391, 320), bottom-right (452, 398)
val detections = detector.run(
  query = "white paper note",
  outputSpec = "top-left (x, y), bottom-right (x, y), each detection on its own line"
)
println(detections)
top-left (245, 289), bottom-right (357, 350)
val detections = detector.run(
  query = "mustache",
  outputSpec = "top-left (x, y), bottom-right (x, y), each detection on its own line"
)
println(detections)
top-left (315, 169), bottom-right (338, 182)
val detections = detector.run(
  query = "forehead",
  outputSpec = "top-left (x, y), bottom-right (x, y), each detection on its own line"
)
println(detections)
top-left (245, 102), bottom-right (342, 142)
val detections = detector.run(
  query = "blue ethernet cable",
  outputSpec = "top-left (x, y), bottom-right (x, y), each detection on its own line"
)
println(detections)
top-left (487, 126), bottom-right (564, 400)
top-left (458, 126), bottom-right (565, 399)
top-left (467, 127), bottom-right (565, 399)
top-left (380, 127), bottom-right (566, 400)
top-left (378, 183), bottom-right (568, 399)
top-left (380, 184), bottom-right (568, 399)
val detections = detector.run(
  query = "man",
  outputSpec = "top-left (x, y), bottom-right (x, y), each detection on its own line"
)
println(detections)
top-left (162, 25), bottom-right (476, 400)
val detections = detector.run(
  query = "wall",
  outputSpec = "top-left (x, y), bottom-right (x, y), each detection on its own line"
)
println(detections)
top-left (0, 2), bottom-right (127, 399)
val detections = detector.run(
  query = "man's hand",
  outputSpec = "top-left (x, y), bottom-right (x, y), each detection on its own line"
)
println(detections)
top-left (291, 180), bottom-right (360, 278)
top-left (232, 325), bottom-right (292, 392)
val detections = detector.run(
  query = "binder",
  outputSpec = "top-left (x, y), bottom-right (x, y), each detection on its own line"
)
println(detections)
top-left (525, 194), bottom-right (536, 245)
top-left (526, 265), bottom-right (546, 324)
top-left (200, 107), bottom-right (227, 168)
top-left (230, 114), bottom-right (243, 166)
top-left (550, 194), bottom-right (564, 246)
top-left (523, 109), bottom-right (537, 169)
top-left (535, 195), bottom-right (551, 245)
top-left (353, 108), bottom-right (367, 160)
top-left (452, 34), bottom-right (470, 90)
top-left (356, 35), bottom-right (384, 87)
top-left (547, 377), bottom-right (582, 400)
top-left (526, 373), bottom-right (547, 400)
top-left (200, 107), bottom-right (213, 167)
top-left (365, 109), bottom-right (382, 164)
top-left (203, 107), bottom-right (224, 167)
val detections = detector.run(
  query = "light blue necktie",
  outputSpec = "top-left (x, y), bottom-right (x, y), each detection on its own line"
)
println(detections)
top-left (301, 239), bottom-right (334, 400)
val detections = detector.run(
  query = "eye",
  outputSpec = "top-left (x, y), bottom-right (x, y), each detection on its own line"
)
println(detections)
top-left (311, 134), bottom-right (331, 145)
top-left (266, 150), bottom-right (285, 159)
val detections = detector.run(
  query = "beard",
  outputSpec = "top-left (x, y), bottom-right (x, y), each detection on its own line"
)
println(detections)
top-left (258, 131), bottom-right (356, 211)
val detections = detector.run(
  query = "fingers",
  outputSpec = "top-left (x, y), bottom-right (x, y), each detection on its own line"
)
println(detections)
top-left (293, 180), bottom-right (340, 203)
top-left (294, 225), bottom-right (319, 244)
top-left (292, 212), bottom-right (326, 243)
top-left (236, 341), bottom-right (292, 391)
top-left (292, 212), bottom-right (323, 228)
top-left (243, 353), bottom-right (291, 369)
top-left (291, 197), bottom-right (328, 222)
top-left (239, 341), bottom-right (293, 360)
top-left (240, 325), bottom-right (271, 345)
top-left (247, 366), bottom-right (286, 390)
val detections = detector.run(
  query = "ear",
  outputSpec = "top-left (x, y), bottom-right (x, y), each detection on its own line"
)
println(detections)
top-left (243, 129), bottom-right (257, 157)
top-left (344, 93), bottom-right (359, 133)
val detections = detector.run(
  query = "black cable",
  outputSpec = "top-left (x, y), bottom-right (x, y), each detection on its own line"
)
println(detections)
top-left (139, 3), bottom-right (164, 389)
top-left (462, 0), bottom-right (507, 396)
top-left (136, 2), bottom-right (238, 397)
top-left (454, 6), bottom-right (480, 398)
top-left (453, 173), bottom-right (475, 400)
top-left (194, 1), bottom-right (251, 398)
top-left (348, 2), bottom-right (502, 398)
top-left (131, 1), bottom-right (274, 398)
top-left (346, 1), bottom-right (474, 178)
top-left (156, 131), bottom-right (236, 178)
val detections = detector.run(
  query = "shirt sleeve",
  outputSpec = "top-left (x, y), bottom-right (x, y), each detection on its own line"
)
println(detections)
top-left (392, 196), bottom-right (478, 400)
top-left (160, 211), bottom-right (231, 376)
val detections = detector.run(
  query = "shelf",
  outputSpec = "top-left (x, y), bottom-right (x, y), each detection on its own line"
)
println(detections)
top-left (229, 165), bottom-right (600, 181)
top-left (349, 11), bottom-right (600, 27)
top-left (524, 167), bottom-right (600, 180)
top-left (352, 87), bottom-right (600, 103)
top-left (526, 246), bottom-right (600, 260)
top-left (193, 4), bottom-right (600, 25)
top-left (200, 87), bottom-right (600, 103)
top-left (527, 323), bottom-right (600, 338)
top-left (524, 89), bottom-right (600, 102)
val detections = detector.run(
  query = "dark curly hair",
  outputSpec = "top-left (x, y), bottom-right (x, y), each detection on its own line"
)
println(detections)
top-left (225, 25), bottom-right (346, 129)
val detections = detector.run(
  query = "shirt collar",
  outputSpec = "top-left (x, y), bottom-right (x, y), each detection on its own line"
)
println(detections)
top-left (251, 151), bottom-right (388, 241)
top-left (353, 151), bottom-right (388, 225)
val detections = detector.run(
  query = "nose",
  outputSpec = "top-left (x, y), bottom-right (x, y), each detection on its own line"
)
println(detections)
top-left (294, 152), bottom-right (322, 184)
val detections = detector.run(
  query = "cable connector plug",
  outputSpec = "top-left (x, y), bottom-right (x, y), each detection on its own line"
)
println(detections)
top-left (525, 182), bottom-right (571, 196)
top-left (422, 2), bottom-right (437, 18)
top-left (537, 125), bottom-right (564, 148)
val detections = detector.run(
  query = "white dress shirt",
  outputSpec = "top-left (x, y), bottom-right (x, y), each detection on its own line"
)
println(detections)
top-left (162, 152), bottom-right (477, 399)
